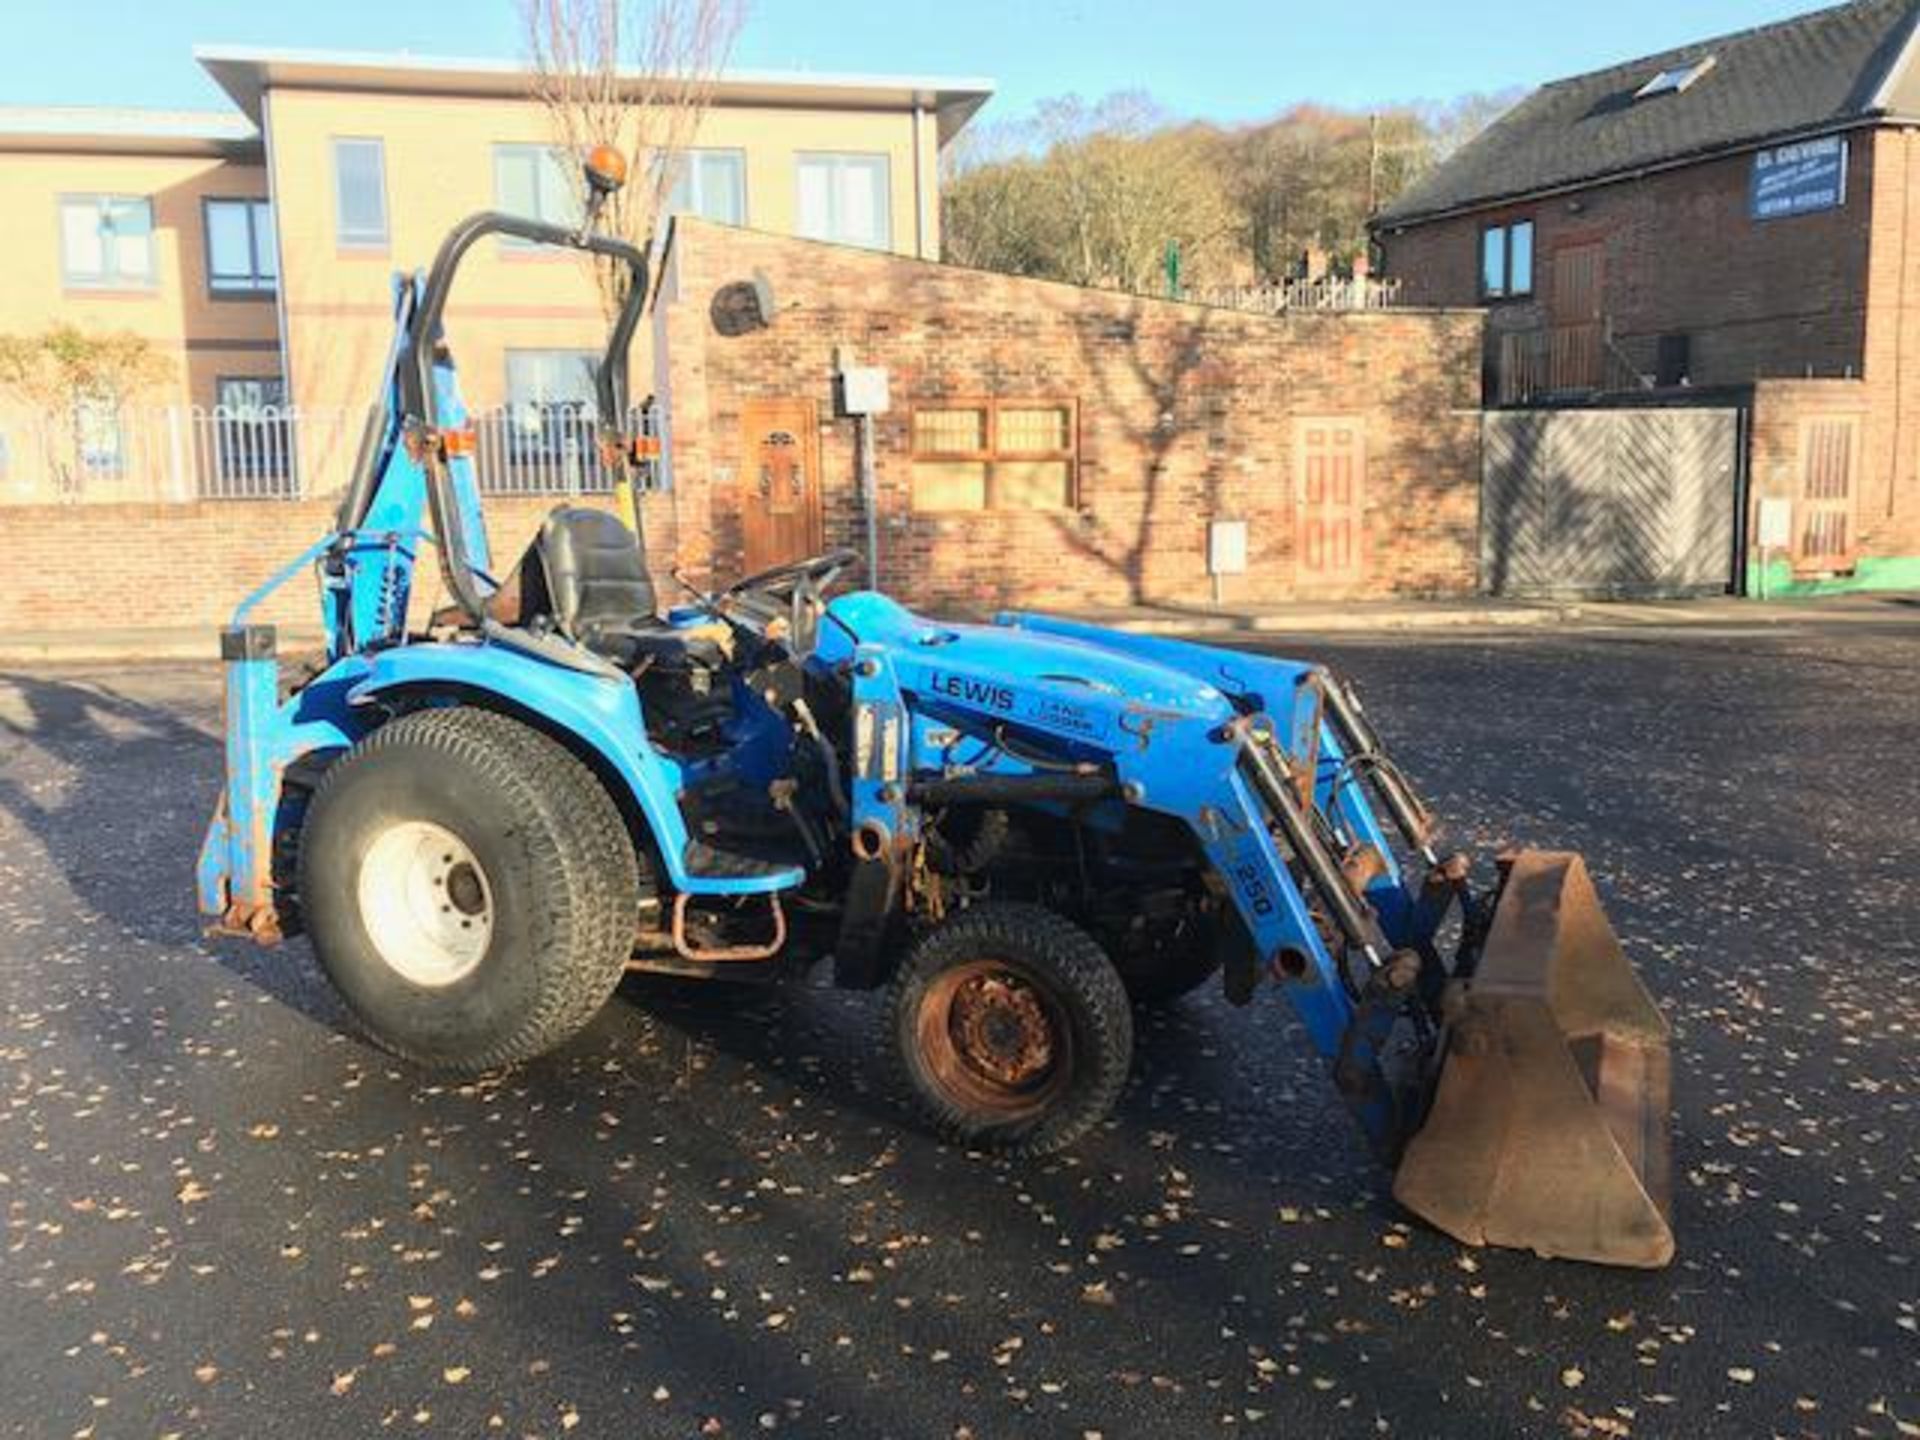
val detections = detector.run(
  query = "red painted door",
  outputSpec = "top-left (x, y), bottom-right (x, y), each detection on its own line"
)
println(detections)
top-left (1294, 417), bottom-right (1366, 592)
top-left (1794, 415), bottom-right (1859, 573)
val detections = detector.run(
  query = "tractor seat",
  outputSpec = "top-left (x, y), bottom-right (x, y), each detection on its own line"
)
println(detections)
top-left (526, 507), bottom-right (725, 670)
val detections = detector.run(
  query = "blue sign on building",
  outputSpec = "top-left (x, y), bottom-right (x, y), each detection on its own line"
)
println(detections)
top-left (1750, 135), bottom-right (1848, 220)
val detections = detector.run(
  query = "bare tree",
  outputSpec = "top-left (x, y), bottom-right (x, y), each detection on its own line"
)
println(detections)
top-left (943, 86), bottom-right (1524, 291)
top-left (942, 92), bottom-right (1239, 293)
top-left (1418, 87), bottom-right (1526, 163)
top-left (520, 0), bottom-right (746, 319)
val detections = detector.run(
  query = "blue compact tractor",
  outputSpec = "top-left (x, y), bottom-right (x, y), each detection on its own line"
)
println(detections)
top-left (200, 151), bottom-right (1674, 1267)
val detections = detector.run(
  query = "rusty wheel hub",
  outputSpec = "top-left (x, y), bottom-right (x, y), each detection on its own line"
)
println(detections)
top-left (917, 959), bottom-right (1072, 1118)
top-left (949, 972), bottom-right (1054, 1087)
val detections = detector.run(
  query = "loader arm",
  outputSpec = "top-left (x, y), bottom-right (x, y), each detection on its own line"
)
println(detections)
top-left (827, 595), bottom-right (1435, 1152)
top-left (822, 594), bottom-right (1676, 1267)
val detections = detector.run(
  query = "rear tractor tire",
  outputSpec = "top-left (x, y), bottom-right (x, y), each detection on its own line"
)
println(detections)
top-left (889, 902), bottom-right (1133, 1157)
top-left (298, 706), bottom-right (639, 1073)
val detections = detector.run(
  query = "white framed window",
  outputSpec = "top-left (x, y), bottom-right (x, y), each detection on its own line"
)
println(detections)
top-left (666, 149), bottom-right (747, 225)
top-left (60, 195), bottom-right (155, 288)
top-left (75, 395), bottom-right (125, 475)
top-left (494, 144), bottom-right (583, 244)
top-left (503, 350), bottom-right (600, 476)
top-left (505, 349), bottom-right (598, 411)
top-left (213, 376), bottom-right (293, 486)
top-left (795, 152), bottom-right (890, 250)
top-left (204, 198), bottom-right (276, 294)
top-left (216, 375), bottom-right (288, 412)
top-left (332, 138), bottom-right (389, 249)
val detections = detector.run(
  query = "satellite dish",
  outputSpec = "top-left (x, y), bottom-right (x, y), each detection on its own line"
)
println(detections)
top-left (710, 269), bottom-right (781, 337)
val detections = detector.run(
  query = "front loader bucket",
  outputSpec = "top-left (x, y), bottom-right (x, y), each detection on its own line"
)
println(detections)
top-left (1393, 851), bottom-right (1675, 1268)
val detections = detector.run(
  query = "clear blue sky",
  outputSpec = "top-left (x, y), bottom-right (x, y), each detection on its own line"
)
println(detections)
top-left (10, 0), bottom-right (1818, 125)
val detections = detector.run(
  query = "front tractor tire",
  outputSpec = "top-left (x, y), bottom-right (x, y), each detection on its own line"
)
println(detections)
top-left (889, 903), bottom-right (1133, 1157)
top-left (298, 706), bottom-right (639, 1073)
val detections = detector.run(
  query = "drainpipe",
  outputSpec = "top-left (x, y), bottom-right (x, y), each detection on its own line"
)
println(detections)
top-left (260, 88), bottom-right (299, 496)
top-left (1892, 127), bottom-right (1914, 519)
top-left (911, 104), bottom-right (927, 259)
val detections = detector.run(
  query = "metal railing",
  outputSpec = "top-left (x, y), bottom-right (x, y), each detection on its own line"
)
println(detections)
top-left (0, 401), bottom-right (659, 504)
top-left (1185, 276), bottom-right (1405, 314)
top-left (1491, 318), bottom-right (1654, 406)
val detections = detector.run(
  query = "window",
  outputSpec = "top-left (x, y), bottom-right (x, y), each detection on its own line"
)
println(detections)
top-left (493, 144), bottom-right (583, 243)
top-left (504, 350), bottom-right (600, 474)
top-left (1636, 55), bottom-right (1716, 99)
top-left (911, 399), bottom-right (1077, 512)
top-left (60, 195), bottom-right (155, 288)
top-left (332, 138), bottom-right (389, 249)
top-left (506, 349), bottom-right (598, 410)
top-left (666, 149), bottom-right (747, 225)
top-left (216, 375), bottom-right (287, 411)
top-left (213, 376), bottom-right (292, 486)
top-left (795, 153), bottom-right (890, 250)
top-left (1479, 219), bottom-right (1534, 299)
top-left (204, 198), bottom-right (276, 294)
top-left (75, 396), bottom-right (125, 476)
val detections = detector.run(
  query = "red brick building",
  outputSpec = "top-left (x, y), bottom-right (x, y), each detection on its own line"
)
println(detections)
top-left (1373, 0), bottom-right (1920, 592)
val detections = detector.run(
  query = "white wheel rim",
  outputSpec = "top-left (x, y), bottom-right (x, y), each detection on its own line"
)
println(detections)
top-left (355, 819), bottom-right (494, 987)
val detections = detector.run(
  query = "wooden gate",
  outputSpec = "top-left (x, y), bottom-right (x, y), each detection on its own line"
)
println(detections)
top-left (1481, 407), bottom-right (1740, 597)
top-left (740, 398), bottom-right (823, 573)
top-left (1293, 416), bottom-right (1366, 592)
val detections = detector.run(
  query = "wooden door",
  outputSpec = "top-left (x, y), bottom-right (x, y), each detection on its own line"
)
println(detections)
top-left (1794, 415), bottom-right (1858, 573)
top-left (740, 398), bottom-right (823, 573)
top-left (1549, 241), bottom-right (1605, 392)
top-left (1294, 417), bottom-right (1366, 592)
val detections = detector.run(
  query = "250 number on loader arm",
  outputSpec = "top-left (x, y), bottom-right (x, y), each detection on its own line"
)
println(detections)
top-left (199, 149), bottom-right (1675, 1268)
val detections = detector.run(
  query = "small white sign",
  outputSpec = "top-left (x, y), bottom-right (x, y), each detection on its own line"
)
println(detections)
top-left (837, 366), bottom-right (890, 416)
top-left (1209, 519), bottom-right (1249, 575)
top-left (1756, 496), bottom-right (1792, 550)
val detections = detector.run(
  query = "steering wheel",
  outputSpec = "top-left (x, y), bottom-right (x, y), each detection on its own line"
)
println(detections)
top-left (714, 547), bottom-right (861, 656)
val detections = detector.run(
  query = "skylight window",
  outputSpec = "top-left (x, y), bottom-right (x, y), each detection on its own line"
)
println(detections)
top-left (1636, 54), bottom-right (1717, 98)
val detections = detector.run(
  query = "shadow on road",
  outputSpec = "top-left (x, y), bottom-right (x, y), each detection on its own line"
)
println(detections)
top-left (0, 668), bottom-right (352, 1031)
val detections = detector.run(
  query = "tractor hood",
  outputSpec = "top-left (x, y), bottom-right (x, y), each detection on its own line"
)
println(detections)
top-left (821, 592), bottom-right (1239, 736)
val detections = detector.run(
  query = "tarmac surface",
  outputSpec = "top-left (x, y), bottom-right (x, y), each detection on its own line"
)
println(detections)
top-left (1, 615), bottom-right (1916, 1438)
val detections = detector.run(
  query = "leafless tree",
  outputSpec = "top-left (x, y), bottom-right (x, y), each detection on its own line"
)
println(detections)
top-left (520, 0), bottom-right (746, 319)
top-left (944, 86), bottom-right (1527, 290)
top-left (943, 92), bottom-right (1238, 293)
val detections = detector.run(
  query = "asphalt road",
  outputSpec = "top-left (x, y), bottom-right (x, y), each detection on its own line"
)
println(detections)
top-left (1, 618), bottom-right (1916, 1440)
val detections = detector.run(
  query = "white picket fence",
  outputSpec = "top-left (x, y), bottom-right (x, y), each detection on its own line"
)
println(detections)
top-left (0, 402), bottom-right (650, 504)
top-left (1187, 276), bottom-right (1404, 314)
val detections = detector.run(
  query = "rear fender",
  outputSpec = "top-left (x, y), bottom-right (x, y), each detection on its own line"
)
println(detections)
top-left (346, 641), bottom-right (713, 892)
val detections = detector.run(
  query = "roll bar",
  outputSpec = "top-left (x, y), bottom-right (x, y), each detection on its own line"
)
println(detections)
top-left (401, 211), bottom-right (652, 431)
top-left (336, 208), bottom-right (654, 629)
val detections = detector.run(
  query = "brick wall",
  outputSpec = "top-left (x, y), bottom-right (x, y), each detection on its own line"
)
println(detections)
top-left (0, 493), bottom-right (630, 638)
top-left (658, 220), bottom-right (1485, 608)
top-left (0, 225), bottom-right (1486, 638)
top-left (1748, 376), bottom-right (1872, 512)
top-left (1860, 125), bottom-right (1920, 557)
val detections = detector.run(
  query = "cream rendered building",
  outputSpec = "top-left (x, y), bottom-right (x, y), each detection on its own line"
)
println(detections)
top-left (0, 46), bottom-right (990, 496)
